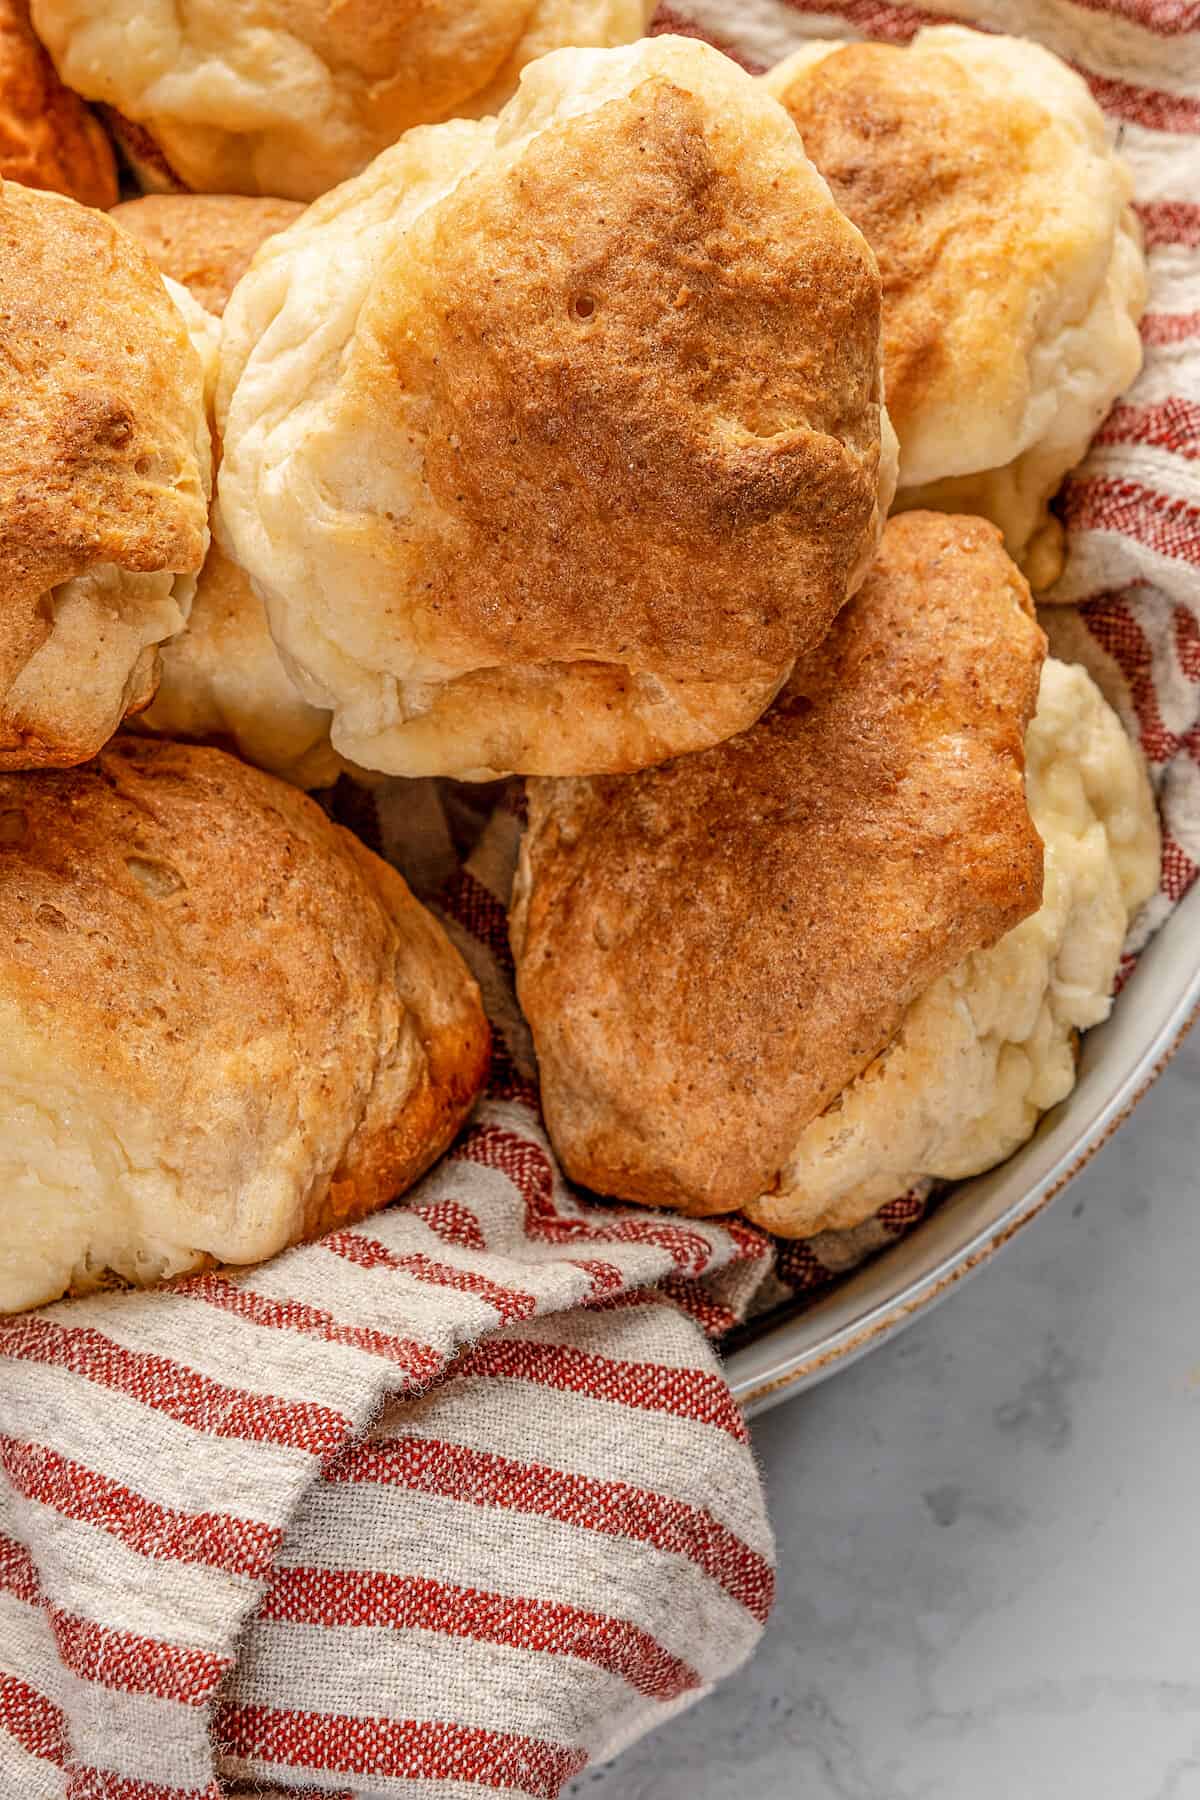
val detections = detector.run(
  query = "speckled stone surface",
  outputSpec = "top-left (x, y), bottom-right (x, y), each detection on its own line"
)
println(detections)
top-left (567, 1031), bottom-right (1200, 1800)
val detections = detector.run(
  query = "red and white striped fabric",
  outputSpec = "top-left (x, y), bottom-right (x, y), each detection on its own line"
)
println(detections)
top-left (2, 2), bottom-right (1198, 1795)
top-left (0, 1070), bottom-right (774, 1800)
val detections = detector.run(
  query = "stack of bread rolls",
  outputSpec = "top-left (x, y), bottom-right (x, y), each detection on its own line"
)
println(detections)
top-left (0, 15), bottom-right (1160, 1312)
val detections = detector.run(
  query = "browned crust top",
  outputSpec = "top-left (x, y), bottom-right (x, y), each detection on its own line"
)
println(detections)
top-left (513, 512), bottom-right (1047, 1215)
top-left (361, 74), bottom-right (886, 682)
top-left (0, 0), bottom-right (116, 206)
top-left (0, 179), bottom-right (208, 610)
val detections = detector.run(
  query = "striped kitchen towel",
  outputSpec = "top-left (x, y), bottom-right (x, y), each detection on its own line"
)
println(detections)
top-left (2, 0), bottom-right (1198, 1795)
top-left (0, 1056), bottom-right (775, 1800)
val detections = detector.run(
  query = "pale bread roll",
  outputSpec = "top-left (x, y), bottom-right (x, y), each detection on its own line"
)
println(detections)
top-left (513, 514), bottom-right (1160, 1234)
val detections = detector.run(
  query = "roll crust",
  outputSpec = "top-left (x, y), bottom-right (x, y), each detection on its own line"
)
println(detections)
top-left (384, 79), bottom-right (880, 682)
top-left (0, 180), bottom-right (210, 768)
top-left (0, 736), bottom-right (490, 1314)
top-left (511, 513), bottom-right (1047, 1216)
top-left (0, 0), bottom-right (115, 205)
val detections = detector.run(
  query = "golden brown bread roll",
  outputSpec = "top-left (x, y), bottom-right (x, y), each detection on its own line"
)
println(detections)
top-left (0, 179), bottom-right (211, 770)
top-left (110, 193), bottom-right (305, 315)
top-left (765, 28), bottom-right (1146, 588)
top-left (216, 38), bottom-right (895, 781)
top-left (510, 512), bottom-right (1048, 1220)
top-left (0, 736), bottom-right (490, 1314)
top-left (0, 0), bottom-right (115, 205)
top-left (31, 0), bottom-right (654, 200)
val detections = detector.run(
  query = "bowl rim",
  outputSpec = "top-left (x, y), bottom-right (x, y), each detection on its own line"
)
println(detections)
top-left (725, 877), bottom-right (1200, 1418)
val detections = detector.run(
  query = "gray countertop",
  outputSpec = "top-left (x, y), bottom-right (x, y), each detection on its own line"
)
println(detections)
top-left (571, 1030), bottom-right (1200, 1800)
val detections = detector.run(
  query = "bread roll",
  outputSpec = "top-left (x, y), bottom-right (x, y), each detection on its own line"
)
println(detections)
top-left (0, 0), bottom-right (115, 205)
top-left (217, 38), bottom-right (895, 781)
top-left (511, 513), bottom-right (1048, 1218)
top-left (0, 180), bottom-right (211, 769)
top-left (0, 736), bottom-right (490, 1314)
top-left (765, 27), bottom-right (1146, 588)
top-left (31, 0), bottom-right (653, 200)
